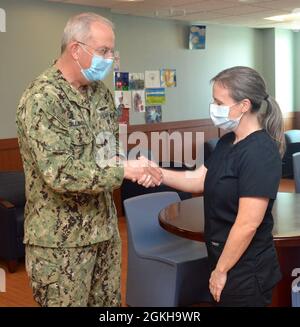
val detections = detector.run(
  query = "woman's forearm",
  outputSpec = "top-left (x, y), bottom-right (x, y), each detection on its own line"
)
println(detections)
top-left (161, 164), bottom-right (207, 193)
top-left (215, 197), bottom-right (268, 273)
top-left (215, 223), bottom-right (256, 273)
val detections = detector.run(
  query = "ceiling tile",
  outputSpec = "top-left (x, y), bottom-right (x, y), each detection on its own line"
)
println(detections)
top-left (255, 0), bottom-right (300, 11)
top-left (45, 0), bottom-right (300, 29)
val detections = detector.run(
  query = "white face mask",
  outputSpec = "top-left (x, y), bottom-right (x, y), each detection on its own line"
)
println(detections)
top-left (209, 103), bottom-right (243, 131)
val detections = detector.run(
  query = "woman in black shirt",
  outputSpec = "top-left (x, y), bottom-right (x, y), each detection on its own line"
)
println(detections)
top-left (141, 66), bottom-right (285, 306)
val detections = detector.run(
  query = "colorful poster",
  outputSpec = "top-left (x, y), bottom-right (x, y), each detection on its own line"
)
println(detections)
top-left (145, 106), bottom-right (162, 124)
top-left (132, 90), bottom-right (145, 112)
top-left (189, 25), bottom-right (206, 50)
top-left (114, 72), bottom-right (129, 90)
top-left (145, 88), bottom-right (166, 105)
top-left (115, 91), bottom-right (131, 124)
top-left (113, 50), bottom-right (120, 72)
top-left (118, 108), bottom-right (129, 125)
top-left (129, 73), bottom-right (145, 90)
top-left (145, 70), bottom-right (161, 88)
top-left (115, 91), bottom-right (131, 110)
top-left (160, 69), bottom-right (176, 87)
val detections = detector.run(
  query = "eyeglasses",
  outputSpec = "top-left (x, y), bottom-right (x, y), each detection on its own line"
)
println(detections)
top-left (77, 41), bottom-right (115, 58)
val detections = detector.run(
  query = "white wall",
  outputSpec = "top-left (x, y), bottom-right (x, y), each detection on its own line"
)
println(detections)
top-left (275, 29), bottom-right (294, 114)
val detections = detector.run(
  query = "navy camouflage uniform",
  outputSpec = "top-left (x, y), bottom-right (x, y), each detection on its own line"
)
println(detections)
top-left (16, 64), bottom-right (124, 307)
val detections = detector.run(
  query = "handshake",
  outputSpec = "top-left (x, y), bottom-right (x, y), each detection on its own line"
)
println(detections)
top-left (123, 156), bottom-right (163, 188)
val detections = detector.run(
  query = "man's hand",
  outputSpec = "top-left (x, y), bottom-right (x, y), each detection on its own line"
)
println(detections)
top-left (123, 156), bottom-right (162, 187)
top-left (136, 156), bottom-right (162, 187)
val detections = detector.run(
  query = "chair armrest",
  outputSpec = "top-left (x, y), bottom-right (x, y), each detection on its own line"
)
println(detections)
top-left (0, 197), bottom-right (15, 209)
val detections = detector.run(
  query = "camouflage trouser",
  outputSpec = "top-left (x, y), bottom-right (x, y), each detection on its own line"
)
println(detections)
top-left (25, 233), bottom-right (121, 307)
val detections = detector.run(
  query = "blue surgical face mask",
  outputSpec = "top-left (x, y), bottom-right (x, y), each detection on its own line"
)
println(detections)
top-left (210, 103), bottom-right (243, 131)
top-left (81, 55), bottom-right (113, 82)
top-left (78, 45), bottom-right (113, 81)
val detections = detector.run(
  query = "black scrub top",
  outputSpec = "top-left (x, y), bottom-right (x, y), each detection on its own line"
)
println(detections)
top-left (204, 129), bottom-right (282, 295)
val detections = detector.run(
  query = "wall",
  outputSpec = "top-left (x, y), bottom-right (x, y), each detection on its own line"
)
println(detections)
top-left (275, 29), bottom-right (294, 114)
top-left (261, 28), bottom-right (299, 118)
top-left (0, 0), bottom-right (264, 138)
top-left (294, 32), bottom-right (300, 111)
top-left (114, 16), bottom-right (264, 124)
top-left (261, 29), bottom-right (276, 97)
top-left (0, 0), bottom-right (113, 139)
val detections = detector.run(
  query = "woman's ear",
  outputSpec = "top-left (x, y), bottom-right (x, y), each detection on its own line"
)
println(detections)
top-left (241, 99), bottom-right (251, 113)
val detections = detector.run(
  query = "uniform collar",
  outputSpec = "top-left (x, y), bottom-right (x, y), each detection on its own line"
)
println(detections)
top-left (48, 62), bottom-right (95, 110)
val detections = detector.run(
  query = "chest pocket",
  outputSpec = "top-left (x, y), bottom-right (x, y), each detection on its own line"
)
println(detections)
top-left (69, 125), bottom-right (93, 159)
top-left (211, 156), bottom-right (239, 216)
top-left (96, 106), bottom-right (116, 132)
top-left (217, 164), bottom-right (238, 189)
top-left (216, 155), bottom-right (238, 187)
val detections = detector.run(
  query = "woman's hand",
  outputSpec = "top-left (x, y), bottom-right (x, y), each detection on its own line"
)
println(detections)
top-left (123, 157), bottom-right (162, 187)
top-left (209, 269), bottom-right (227, 302)
top-left (136, 156), bottom-right (162, 188)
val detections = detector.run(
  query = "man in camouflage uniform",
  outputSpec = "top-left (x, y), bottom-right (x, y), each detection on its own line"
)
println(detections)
top-left (16, 13), bottom-right (161, 307)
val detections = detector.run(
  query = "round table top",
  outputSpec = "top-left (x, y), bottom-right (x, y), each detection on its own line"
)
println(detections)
top-left (158, 192), bottom-right (300, 247)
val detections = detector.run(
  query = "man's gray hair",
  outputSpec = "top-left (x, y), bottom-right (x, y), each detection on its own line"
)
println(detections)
top-left (61, 12), bottom-right (114, 54)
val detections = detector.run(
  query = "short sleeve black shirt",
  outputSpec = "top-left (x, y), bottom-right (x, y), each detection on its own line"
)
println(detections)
top-left (203, 130), bottom-right (282, 295)
top-left (204, 130), bottom-right (282, 247)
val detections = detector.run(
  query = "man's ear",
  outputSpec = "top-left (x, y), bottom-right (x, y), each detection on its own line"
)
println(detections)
top-left (69, 41), bottom-right (80, 60)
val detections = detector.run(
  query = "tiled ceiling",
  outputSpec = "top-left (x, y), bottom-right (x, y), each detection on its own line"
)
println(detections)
top-left (46, 0), bottom-right (300, 29)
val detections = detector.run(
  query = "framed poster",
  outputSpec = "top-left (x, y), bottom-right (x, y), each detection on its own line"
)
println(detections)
top-left (114, 72), bottom-right (129, 90)
top-left (145, 88), bottom-right (166, 105)
top-left (145, 70), bottom-right (161, 88)
top-left (129, 73), bottom-right (145, 90)
top-left (132, 90), bottom-right (145, 112)
top-left (160, 69), bottom-right (176, 87)
top-left (189, 25), bottom-right (206, 50)
top-left (145, 106), bottom-right (162, 123)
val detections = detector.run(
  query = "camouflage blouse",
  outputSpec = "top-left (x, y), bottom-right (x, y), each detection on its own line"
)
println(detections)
top-left (16, 64), bottom-right (124, 247)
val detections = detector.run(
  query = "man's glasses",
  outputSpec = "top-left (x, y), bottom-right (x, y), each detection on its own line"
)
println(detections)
top-left (77, 41), bottom-right (115, 58)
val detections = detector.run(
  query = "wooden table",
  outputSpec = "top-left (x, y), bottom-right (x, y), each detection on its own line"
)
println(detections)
top-left (159, 192), bottom-right (300, 307)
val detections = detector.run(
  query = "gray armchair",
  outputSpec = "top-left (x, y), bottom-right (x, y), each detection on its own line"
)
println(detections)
top-left (282, 130), bottom-right (300, 178)
top-left (293, 152), bottom-right (300, 193)
top-left (124, 192), bottom-right (211, 306)
top-left (0, 171), bottom-right (25, 272)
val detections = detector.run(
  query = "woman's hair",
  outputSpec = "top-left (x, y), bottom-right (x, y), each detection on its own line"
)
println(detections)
top-left (211, 66), bottom-right (285, 156)
top-left (61, 12), bottom-right (114, 54)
